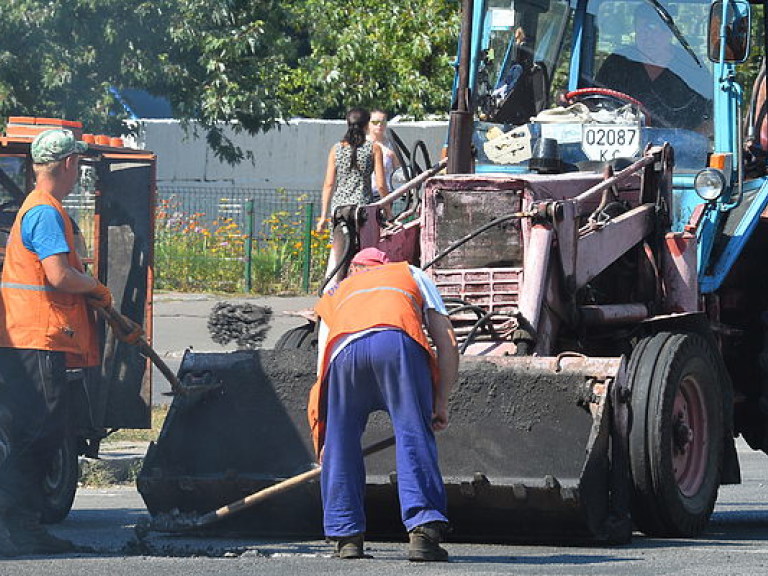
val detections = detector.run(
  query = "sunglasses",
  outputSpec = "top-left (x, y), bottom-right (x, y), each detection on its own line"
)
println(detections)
top-left (370, 120), bottom-right (386, 126)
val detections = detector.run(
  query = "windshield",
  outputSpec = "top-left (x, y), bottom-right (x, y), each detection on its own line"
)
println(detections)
top-left (583, 0), bottom-right (714, 135)
top-left (477, 0), bottom-right (571, 124)
top-left (472, 0), bottom-right (716, 172)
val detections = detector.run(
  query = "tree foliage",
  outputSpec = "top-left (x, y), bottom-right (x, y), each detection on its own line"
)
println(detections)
top-left (0, 1), bottom-right (170, 136)
top-left (282, 0), bottom-right (460, 119)
top-left (0, 0), bottom-right (460, 162)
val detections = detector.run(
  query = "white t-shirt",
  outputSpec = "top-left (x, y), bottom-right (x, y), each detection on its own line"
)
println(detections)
top-left (371, 143), bottom-right (397, 198)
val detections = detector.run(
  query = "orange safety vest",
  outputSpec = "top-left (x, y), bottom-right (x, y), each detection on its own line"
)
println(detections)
top-left (308, 261), bottom-right (438, 457)
top-left (0, 189), bottom-right (100, 367)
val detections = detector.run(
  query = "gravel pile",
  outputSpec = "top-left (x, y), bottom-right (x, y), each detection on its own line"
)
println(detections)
top-left (207, 302), bottom-right (273, 349)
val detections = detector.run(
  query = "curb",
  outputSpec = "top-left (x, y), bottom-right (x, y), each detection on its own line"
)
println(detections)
top-left (80, 442), bottom-right (149, 486)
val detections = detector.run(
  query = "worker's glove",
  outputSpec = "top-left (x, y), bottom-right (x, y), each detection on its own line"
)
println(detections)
top-left (110, 315), bottom-right (144, 345)
top-left (87, 282), bottom-right (113, 310)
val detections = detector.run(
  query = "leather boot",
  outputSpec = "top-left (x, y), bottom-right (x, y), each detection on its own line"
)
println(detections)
top-left (408, 521), bottom-right (449, 562)
top-left (8, 510), bottom-right (75, 555)
top-left (331, 533), bottom-right (368, 559)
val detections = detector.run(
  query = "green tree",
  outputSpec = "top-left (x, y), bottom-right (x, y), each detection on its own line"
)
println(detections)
top-left (152, 0), bottom-right (296, 162)
top-left (0, 1), bottom-right (171, 136)
top-left (0, 0), bottom-right (460, 161)
top-left (0, 0), bottom-right (295, 163)
top-left (283, 0), bottom-right (460, 118)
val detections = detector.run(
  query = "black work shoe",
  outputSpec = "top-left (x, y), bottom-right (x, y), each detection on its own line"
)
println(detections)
top-left (332, 533), bottom-right (368, 559)
top-left (8, 514), bottom-right (75, 555)
top-left (408, 521), bottom-right (449, 562)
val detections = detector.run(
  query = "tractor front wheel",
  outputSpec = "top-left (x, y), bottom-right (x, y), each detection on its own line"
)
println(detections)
top-left (627, 332), bottom-right (723, 537)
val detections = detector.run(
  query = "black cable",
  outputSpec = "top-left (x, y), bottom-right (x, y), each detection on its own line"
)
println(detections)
top-left (447, 303), bottom-right (488, 320)
top-left (409, 140), bottom-right (432, 177)
top-left (459, 311), bottom-right (513, 354)
top-left (317, 220), bottom-right (355, 295)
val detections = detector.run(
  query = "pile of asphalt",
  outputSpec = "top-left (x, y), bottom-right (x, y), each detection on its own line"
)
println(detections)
top-left (207, 302), bottom-right (273, 349)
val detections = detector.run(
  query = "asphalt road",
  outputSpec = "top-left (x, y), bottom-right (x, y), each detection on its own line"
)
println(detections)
top-left (5, 292), bottom-right (766, 574)
top-left (0, 439), bottom-right (764, 575)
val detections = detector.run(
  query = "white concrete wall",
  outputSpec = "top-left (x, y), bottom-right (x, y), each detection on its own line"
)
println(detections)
top-left (132, 118), bottom-right (448, 191)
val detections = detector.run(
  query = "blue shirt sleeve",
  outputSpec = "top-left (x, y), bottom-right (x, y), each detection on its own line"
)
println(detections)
top-left (21, 205), bottom-right (70, 260)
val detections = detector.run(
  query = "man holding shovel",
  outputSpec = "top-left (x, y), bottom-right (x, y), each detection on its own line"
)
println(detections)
top-left (309, 247), bottom-right (459, 561)
top-left (0, 129), bottom-right (137, 556)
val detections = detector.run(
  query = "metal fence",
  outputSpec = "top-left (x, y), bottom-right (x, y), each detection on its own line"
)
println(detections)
top-left (157, 185), bottom-right (322, 241)
top-left (61, 183), bottom-right (326, 293)
top-left (155, 185), bottom-right (325, 293)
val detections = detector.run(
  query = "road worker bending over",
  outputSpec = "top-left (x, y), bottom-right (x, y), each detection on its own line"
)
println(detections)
top-left (309, 247), bottom-right (459, 561)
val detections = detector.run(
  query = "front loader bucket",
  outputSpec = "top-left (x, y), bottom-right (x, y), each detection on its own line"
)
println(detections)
top-left (138, 350), bottom-right (630, 543)
top-left (436, 355), bottom-right (630, 543)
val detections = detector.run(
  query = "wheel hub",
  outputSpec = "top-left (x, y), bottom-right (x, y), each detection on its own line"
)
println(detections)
top-left (671, 375), bottom-right (709, 497)
top-left (673, 418), bottom-right (693, 454)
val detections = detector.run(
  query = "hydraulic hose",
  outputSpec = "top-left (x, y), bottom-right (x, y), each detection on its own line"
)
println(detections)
top-left (422, 212), bottom-right (525, 270)
top-left (317, 218), bottom-right (355, 295)
top-left (459, 311), bottom-right (512, 354)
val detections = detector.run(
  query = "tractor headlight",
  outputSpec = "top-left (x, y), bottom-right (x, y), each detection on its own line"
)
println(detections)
top-left (694, 168), bottom-right (727, 201)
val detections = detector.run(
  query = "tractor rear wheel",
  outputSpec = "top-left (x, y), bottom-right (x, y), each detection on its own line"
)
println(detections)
top-left (627, 332), bottom-right (723, 537)
top-left (274, 323), bottom-right (318, 352)
top-left (41, 431), bottom-right (79, 524)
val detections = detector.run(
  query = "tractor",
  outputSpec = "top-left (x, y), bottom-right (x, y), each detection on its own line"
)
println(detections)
top-left (140, 0), bottom-right (768, 542)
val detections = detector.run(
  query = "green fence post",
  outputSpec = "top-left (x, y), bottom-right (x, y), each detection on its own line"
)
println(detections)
top-left (244, 199), bottom-right (254, 293)
top-left (302, 203), bottom-right (314, 293)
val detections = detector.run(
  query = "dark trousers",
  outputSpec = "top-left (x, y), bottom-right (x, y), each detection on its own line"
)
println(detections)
top-left (321, 330), bottom-right (448, 537)
top-left (0, 348), bottom-right (69, 515)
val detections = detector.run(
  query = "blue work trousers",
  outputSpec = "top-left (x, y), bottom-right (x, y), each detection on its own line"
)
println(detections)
top-left (320, 329), bottom-right (448, 537)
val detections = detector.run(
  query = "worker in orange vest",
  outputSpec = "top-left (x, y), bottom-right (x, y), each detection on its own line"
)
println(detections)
top-left (0, 129), bottom-right (113, 556)
top-left (309, 247), bottom-right (459, 562)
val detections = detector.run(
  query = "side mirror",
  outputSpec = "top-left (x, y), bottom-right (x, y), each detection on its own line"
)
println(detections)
top-left (708, 0), bottom-right (751, 63)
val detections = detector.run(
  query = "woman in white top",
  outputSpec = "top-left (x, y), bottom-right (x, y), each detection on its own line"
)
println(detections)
top-left (367, 109), bottom-right (400, 200)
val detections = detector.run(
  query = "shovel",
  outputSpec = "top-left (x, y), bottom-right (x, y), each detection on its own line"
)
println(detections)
top-left (97, 305), bottom-right (194, 396)
top-left (150, 435), bottom-right (396, 533)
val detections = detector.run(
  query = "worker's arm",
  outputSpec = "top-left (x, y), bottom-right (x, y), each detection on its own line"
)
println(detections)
top-left (426, 309), bottom-right (459, 432)
top-left (41, 253), bottom-right (99, 294)
top-left (316, 146), bottom-right (337, 231)
top-left (24, 207), bottom-right (112, 307)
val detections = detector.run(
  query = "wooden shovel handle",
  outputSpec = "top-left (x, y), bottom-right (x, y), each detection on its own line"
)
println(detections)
top-left (195, 435), bottom-right (396, 528)
top-left (97, 305), bottom-right (184, 395)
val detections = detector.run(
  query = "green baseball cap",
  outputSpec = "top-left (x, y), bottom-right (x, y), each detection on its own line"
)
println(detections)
top-left (31, 129), bottom-right (88, 164)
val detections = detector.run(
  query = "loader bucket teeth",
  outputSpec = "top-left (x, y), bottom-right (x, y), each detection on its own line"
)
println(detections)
top-left (138, 349), bottom-right (630, 542)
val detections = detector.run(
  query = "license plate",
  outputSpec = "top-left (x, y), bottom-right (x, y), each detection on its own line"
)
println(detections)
top-left (581, 125), bottom-right (640, 162)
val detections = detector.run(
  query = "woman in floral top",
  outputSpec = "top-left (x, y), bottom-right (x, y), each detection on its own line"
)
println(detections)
top-left (316, 108), bottom-right (389, 286)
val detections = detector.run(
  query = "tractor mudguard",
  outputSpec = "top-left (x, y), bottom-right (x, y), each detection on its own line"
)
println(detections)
top-left (138, 349), bottom-right (631, 543)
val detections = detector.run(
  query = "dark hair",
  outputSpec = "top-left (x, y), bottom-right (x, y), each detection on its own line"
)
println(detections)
top-left (343, 107), bottom-right (370, 171)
